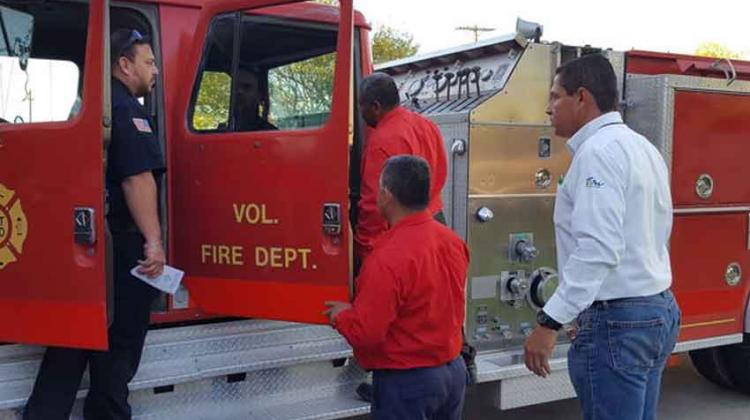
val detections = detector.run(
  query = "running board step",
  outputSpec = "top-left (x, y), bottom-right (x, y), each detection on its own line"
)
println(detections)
top-left (0, 320), bottom-right (354, 411)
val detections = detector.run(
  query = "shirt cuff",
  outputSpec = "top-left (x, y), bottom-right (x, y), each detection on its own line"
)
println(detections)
top-left (333, 308), bottom-right (354, 334)
top-left (542, 293), bottom-right (579, 325)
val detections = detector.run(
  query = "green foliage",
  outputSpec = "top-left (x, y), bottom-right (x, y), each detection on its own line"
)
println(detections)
top-left (695, 42), bottom-right (742, 59)
top-left (192, 71), bottom-right (231, 130)
top-left (268, 53), bottom-right (335, 128)
top-left (372, 25), bottom-right (418, 64)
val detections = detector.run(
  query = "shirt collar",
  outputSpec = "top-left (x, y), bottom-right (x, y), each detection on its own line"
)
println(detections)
top-left (377, 106), bottom-right (406, 127)
top-left (389, 210), bottom-right (433, 232)
top-left (566, 111), bottom-right (623, 155)
top-left (112, 78), bottom-right (134, 98)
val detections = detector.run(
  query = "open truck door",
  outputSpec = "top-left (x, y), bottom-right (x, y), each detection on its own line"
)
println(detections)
top-left (0, 1), bottom-right (110, 349)
top-left (171, 0), bottom-right (354, 324)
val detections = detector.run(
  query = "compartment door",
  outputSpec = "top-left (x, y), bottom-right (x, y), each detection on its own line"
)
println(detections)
top-left (171, 0), bottom-right (354, 324)
top-left (673, 91), bottom-right (750, 205)
top-left (671, 213), bottom-right (750, 341)
top-left (0, 1), bottom-right (109, 349)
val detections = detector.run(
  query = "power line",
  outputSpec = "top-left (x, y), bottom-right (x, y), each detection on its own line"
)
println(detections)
top-left (456, 25), bottom-right (495, 43)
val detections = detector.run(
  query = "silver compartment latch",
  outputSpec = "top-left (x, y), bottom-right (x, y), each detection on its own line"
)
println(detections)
top-left (725, 262), bottom-right (742, 286)
top-left (322, 203), bottom-right (341, 236)
top-left (74, 207), bottom-right (96, 245)
top-left (451, 139), bottom-right (467, 156)
top-left (696, 174), bottom-right (714, 199)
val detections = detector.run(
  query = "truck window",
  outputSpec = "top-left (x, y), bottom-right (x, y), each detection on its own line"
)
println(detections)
top-left (190, 11), bottom-right (337, 133)
top-left (193, 71), bottom-right (231, 130)
top-left (268, 51), bottom-right (335, 129)
top-left (0, 2), bottom-right (87, 124)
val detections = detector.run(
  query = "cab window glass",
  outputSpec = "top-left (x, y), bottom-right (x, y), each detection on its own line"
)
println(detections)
top-left (190, 12), bottom-right (234, 131)
top-left (0, 2), bottom-right (87, 124)
top-left (268, 52), bottom-right (334, 129)
top-left (193, 71), bottom-right (231, 130)
top-left (190, 9), bottom-right (338, 133)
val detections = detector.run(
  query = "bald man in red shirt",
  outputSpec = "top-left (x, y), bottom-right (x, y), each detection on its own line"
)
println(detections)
top-left (355, 73), bottom-right (448, 262)
top-left (326, 155), bottom-right (469, 420)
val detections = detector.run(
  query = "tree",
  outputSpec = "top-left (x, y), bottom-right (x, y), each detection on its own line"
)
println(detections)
top-left (695, 42), bottom-right (742, 59)
top-left (312, 0), bottom-right (419, 64)
top-left (372, 25), bottom-right (418, 64)
top-left (193, 71), bottom-right (231, 130)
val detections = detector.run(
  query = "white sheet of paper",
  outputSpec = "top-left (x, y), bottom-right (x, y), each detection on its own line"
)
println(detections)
top-left (130, 264), bottom-right (184, 295)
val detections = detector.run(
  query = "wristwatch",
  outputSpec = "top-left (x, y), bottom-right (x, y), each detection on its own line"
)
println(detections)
top-left (536, 310), bottom-right (562, 331)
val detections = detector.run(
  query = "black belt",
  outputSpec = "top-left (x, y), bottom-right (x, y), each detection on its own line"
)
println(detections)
top-left (590, 289), bottom-right (672, 309)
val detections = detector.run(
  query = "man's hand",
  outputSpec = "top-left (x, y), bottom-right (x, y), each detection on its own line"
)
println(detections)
top-left (137, 241), bottom-right (166, 278)
top-left (524, 326), bottom-right (558, 378)
top-left (323, 301), bottom-right (352, 326)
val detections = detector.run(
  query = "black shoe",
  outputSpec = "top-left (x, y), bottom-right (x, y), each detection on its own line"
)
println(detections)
top-left (356, 382), bottom-right (373, 403)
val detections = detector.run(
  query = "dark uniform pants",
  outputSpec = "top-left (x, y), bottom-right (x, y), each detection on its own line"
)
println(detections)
top-left (23, 233), bottom-right (159, 420)
top-left (371, 357), bottom-right (467, 420)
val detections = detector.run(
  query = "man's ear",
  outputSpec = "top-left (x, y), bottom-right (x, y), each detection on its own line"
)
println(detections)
top-left (578, 87), bottom-right (599, 109)
top-left (116, 56), bottom-right (130, 76)
top-left (381, 185), bottom-right (394, 205)
top-left (575, 87), bottom-right (587, 104)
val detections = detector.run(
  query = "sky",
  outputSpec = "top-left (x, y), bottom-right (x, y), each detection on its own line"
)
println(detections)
top-left (354, 0), bottom-right (750, 59)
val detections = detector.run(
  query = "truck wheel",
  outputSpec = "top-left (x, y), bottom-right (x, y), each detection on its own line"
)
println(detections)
top-left (720, 334), bottom-right (750, 394)
top-left (689, 347), bottom-right (736, 389)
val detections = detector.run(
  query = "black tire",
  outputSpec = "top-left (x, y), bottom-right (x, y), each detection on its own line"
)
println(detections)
top-left (720, 333), bottom-right (750, 394)
top-left (689, 346), bottom-right (736, 389)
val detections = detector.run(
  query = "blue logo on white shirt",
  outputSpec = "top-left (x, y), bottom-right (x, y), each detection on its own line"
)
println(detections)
top-left (585, 176), bottom-right (605, 188)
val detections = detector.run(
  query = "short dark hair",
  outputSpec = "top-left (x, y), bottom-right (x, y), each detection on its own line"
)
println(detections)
top-left (111, 28), bottom-right (151, 66)
top-left (359, 72), bottom-right (400, 108)
top-left (555, 54), bottom-right (618, 113)
top-left (380, 155), bottom-right (430, 211)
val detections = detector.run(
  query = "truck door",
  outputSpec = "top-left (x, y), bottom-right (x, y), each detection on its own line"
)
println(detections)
top-left (171, 0), bottom-right (354, 324)
top-left (0, 1), bottom-right (109, 349)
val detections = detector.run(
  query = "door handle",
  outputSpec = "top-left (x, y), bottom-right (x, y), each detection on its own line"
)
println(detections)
top-left (322, 203), bottom-right (341, 236)
top-left (74, 207), bottom-right (96, 245)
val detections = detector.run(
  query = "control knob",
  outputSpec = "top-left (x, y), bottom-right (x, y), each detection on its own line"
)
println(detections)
top-left (514, 240), bottom-right (539, 262)
top-left (527, 267), bottom-right (559, 309)
top-left (506, 276), bottom-right (528, 295)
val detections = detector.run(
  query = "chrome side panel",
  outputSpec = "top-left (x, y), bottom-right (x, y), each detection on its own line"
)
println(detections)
top-left (430, 113), bottom-right (470, 239)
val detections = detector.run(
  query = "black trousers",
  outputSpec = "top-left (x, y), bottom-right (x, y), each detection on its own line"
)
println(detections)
top-left (23, 233), bottom-right (159, 420)
top-left (371, 357), bottom-right (467, 420)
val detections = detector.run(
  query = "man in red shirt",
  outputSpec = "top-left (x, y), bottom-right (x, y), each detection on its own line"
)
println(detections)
top-left (356, 73), bottom-right (448, 261)
top-left (326, 155), bottom-right (469, 420)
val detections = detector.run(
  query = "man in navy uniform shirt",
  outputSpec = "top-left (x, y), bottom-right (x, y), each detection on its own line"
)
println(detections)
top-left (24, 29), bottom-right (165, 420)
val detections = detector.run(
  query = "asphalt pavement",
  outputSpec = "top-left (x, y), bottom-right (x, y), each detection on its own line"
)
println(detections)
top-left (464, 357), bottom-right (750, 419)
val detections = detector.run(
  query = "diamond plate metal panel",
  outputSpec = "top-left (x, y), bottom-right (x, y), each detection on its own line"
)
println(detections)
top-left (496, 368), bottom-right (575, 410)
top-left (72, 361), bottom-right (369, 420)
top-left (0, 320), bottom-right (353, 411)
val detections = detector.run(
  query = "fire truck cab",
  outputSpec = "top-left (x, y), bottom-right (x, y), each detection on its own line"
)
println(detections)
top-left (0, 0), bottom-right (369, 350)
top-left (2, 0), bottom-right (750, 417)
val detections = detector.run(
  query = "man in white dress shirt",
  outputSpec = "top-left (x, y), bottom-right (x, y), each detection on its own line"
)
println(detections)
top-left (523, 53), bottom-right (680, 420)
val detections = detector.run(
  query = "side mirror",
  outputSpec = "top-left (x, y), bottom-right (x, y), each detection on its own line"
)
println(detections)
top-left (0, 6), bottom-right (34, 71)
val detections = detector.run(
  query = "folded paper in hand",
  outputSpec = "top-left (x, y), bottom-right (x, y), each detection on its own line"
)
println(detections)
top-left (129, 265), bottom-right (184, 295)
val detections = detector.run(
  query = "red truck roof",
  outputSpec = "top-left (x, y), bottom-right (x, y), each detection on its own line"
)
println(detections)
top-left (627, 50), bottom-right (750, 81)
top-left (130, 0), bottom-right (369, 28)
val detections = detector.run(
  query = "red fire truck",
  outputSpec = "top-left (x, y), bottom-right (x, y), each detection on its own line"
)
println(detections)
top-left (0, 0), bottom-right (749, 417)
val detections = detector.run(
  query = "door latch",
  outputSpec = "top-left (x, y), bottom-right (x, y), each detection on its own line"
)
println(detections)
top-left (74, 207), bottom-right (96, 245)
top-left (322, 203), bottom-right (341, 236)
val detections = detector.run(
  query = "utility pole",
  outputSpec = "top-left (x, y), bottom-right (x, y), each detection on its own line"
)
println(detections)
top-left (456, 25), bottom-right (495, 43)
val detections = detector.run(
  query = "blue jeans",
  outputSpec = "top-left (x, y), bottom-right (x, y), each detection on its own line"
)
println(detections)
top-left (568, 290), bottom-right (680, 420)
top-left (371, 356), bottom-right (467, 420)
